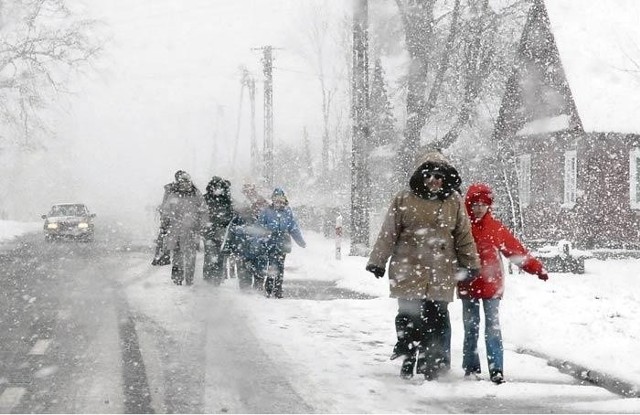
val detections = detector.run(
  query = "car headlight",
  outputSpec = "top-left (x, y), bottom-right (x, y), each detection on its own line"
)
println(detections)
top-left (78, 222), bottom-right (89, 229)
top-left (46, 223), bottom-right (58, 229)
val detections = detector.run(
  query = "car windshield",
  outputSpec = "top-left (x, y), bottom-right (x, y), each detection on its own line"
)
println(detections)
top-left (49, 204), bottom-right (87, 217)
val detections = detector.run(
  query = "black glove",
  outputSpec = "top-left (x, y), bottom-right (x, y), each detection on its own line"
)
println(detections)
top-left (466, 268), bottom-right (481, 282)
top-left (366, 264), bottom-right (385, 279)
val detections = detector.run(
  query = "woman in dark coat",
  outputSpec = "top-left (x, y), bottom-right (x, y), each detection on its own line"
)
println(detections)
top-left (202, 176), bottom-right (234, 285)
top-left (159, 171), bottom-right (207, 285)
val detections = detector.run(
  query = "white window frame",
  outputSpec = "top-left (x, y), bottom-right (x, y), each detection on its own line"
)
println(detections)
top-left (516, 154), bottom-right (531, 208)
top-left (630, 148), bottom-right (640, 209)
top-left (563, 150), bottom-right (577, 208)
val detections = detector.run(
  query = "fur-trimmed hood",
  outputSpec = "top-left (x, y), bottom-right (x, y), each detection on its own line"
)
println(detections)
top-left (408, 151), bottom-right (462, 200)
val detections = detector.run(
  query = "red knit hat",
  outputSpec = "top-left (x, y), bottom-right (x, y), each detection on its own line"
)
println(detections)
top-left (465, 183), bottom-right (494, 218)
top-left (469, 191), bottom-right (493, 206)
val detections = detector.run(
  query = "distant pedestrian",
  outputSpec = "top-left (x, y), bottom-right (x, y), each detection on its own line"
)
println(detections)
top-left (242, 183), bottom-right (269, 219)
top-left (202, 176), bottom-right (234, 285)
top-left (257, 187), bottom-right (306, 298)
top-left (458, 183), bottom-right (549, 384)
top-left (238, 182), bottom-right (271, 290)
top-left (366, 151), bottom-right (480, 380)
top-left (151, 172), bottom-right (186, 266)
top-left (158, 170), bottom-right (207, 285)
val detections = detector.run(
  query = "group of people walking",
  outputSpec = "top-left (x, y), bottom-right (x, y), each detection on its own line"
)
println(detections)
top-left (151, 150), bottom-right (548, 383)
top-left (152, 170), bottom-right (306, 298)
top-left (366, 151), bottom-right (549, 384)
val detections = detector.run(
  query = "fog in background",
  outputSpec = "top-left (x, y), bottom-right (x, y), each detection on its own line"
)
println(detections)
top-left (2, 0), bottom-right (349, 237)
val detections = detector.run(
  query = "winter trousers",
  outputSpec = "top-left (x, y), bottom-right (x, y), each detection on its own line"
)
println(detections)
top-left (248, 256), bottom-right (267, 290)
top-left (234, 256), bottom-right (256, 290)
top-left (203, 233), bottom-right (227, 284)
top-left (462, 298), bottom-right (504, 374)
top-left (264, 251), bottom-right (286, 298)
top-left (461, 298), bottom-right (503, 375)
top-left (395, 299), bottom-right (450, 378)
top-left (171, 238), bottom-right (198, 285)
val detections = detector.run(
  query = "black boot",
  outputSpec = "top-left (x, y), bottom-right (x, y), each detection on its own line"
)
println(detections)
top-left (265, 276), bottom-right (274, 297)
top-left (152, 251), bottom-right (170, 266)
top-left (490, 370), bottom-right (505, 384)
top-left (390, 342), bottom-right (411, 360)
top-left (400, 352), bottom-right (416, 379)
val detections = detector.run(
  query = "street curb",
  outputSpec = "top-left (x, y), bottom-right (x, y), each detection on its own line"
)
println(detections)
top-left (515, 347), bottom-right (640, 398)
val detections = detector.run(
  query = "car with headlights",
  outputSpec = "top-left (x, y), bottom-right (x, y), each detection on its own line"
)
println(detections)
top-left (42, 203), bottom-right (96, 242)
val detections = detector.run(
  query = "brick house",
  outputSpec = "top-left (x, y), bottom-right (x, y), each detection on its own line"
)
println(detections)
top-left (492, 0), bottom-right (640, 249)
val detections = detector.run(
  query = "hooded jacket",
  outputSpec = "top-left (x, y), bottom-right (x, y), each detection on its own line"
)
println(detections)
top-left (367, 152), bottom-right (480, 301)
top-left (204, 176), bottom-right (234, 230)
top-left (159, 181), bottom-right (207, 251)
top-left (457, 183), bottom-right (545, 299)
top-left (257, 188), bottom-right (306, 253)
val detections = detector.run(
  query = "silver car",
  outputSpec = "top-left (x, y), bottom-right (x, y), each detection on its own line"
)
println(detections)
top-left (42, 203), bottom-right (96, 242)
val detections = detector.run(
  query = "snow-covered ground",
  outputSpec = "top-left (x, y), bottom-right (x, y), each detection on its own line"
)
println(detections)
top-left (0, 220), bottom-right (42, 242)
top-left (3, 221), bottom-right (640, 412)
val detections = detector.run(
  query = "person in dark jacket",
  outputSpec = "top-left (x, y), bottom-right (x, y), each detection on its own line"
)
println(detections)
top-left (257, 187), bottom-right (306, 298)
top-left (158, 170), bottom-right (207, 285)
top-left (202, 176), bottom-right (234, 284)
top-left (458, 183), bottom-right (549, 384)
top-left (152, 170), bottom-right (192, 266)
top-left (366, 151), bottom-right (481, 380)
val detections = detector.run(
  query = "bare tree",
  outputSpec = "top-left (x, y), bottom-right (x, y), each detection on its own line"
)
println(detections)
top-left (432, 0), bottom-right (494, 149)
top-left (393, 0), bottom-right (529, 175)
top-left (292, 1), bottom-right (344, 175)
top-left (0, 0), bottom-right (102, 149)
top-left (394, 0), bottom-right (437, 177)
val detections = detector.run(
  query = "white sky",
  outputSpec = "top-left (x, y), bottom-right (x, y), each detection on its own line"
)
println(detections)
top-left (46, 0), bottom-right (349, 223)
top-left (3, 222), bottom-right (640, 412)
top-left (546, 0), bottom-right (640, 133)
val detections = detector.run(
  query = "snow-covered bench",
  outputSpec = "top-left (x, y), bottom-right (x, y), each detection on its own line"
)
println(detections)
top-left (530, 239), bottom-right (592, 274)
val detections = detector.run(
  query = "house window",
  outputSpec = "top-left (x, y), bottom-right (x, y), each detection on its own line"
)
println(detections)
top-left (516, 154), bottom-right (531, 208)
top-left (630, 148), bottom-right (640, 209)
top-left (563, 150), bottom-right (577, 208)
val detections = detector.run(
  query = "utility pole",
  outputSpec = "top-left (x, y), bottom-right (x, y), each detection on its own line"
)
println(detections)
top-left (247, 76), bottom-right (257, 177)
top-left (261, 46), bottom-right (274, 188)
top-left (231, 68), bottom-right (258, 176)
top-left (232, 72), bottom-right (246, 170)
top-left (350, 0), bottom-right (370, 256)
top-left (210, 105), bottom-right (225, 174)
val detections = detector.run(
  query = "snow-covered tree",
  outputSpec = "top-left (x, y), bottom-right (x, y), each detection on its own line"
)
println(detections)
top-left (369, 58), bottom-right (397, 148)
top-left (0, 0), bottom-right (102, 149)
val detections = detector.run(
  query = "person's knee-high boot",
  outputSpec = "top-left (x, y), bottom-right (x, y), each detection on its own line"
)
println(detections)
top-left (393, 314), bottom-right (417, 379)
top-left (171, 244), bottom-right (184, 285)
top-left (272, 253), bottom-right (286, 298)
top-left (391, 315), bottom-right (414, 359)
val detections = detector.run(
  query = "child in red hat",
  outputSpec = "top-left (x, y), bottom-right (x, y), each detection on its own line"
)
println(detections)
top-left (458, 183), bottom-right (549, 384)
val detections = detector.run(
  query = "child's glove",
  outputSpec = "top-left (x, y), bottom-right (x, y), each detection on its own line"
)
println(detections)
top-left (538, 269), bottom-right (549, 281)
top-left (456, 268), bottom-right (480, 282)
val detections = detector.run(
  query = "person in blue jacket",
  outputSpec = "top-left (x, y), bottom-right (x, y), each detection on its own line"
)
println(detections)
top-left (257, 187), bottom-right (306, 298)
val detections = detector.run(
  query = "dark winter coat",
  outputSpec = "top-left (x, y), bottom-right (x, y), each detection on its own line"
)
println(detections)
top-left (457, 183), bottom-right (546, 299)
top-left (159, 183), bottom-right (207, 251)
top-left (367, 152), bottom-right (480, 301)
top-left (203, 176), bottom-right (234, 240)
